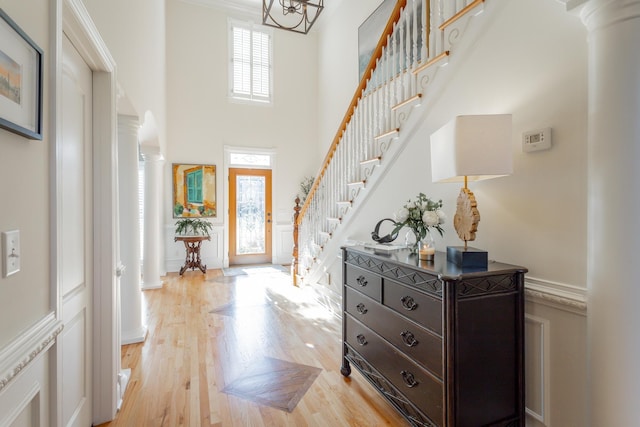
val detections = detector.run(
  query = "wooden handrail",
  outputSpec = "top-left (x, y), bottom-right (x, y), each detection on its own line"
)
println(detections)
top-left (297, 0), bottom-right (408, 225)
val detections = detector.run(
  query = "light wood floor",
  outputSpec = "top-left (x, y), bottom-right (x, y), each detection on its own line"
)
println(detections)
top-left (97, 267), bottom-right (408, 427)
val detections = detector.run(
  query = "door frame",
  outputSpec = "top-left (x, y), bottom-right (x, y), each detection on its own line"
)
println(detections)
top-left (223, 146), bottom-right (276, 268)
top-left (52, 0), bottom-right (119, 425)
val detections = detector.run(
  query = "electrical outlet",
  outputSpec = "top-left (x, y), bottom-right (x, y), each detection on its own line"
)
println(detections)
top-left (2, 230), bottom-right (20, 277)
top-left (523, 127), bottom-right (552, 152)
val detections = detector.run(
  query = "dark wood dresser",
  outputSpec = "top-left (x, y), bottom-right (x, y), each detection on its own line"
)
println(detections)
top-left (340, 246), bottom-right (527, 427)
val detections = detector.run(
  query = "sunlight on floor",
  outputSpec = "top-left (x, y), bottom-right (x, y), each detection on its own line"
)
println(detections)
top-left (230, 265), bottom-right (336, 323)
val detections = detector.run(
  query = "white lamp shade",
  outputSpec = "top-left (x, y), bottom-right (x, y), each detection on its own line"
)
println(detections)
top-left (430, 114), bottom-right (513, 183)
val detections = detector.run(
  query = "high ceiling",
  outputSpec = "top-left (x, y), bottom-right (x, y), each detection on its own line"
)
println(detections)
top-left (179, 0), bottom-right (341, 27)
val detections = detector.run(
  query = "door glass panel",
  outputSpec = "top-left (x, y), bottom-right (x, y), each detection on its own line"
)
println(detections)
top-left (236, 175), bottom-right (266, 255)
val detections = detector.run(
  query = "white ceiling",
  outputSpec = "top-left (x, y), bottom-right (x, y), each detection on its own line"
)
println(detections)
top-left (178, 0), bottom-right (342, 27)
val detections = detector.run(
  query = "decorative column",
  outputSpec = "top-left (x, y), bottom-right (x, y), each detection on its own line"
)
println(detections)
top-left (140, 149), bottom-right (164, 290)
top-left (117, 115), bottom-right (147, 344)
top-left (576, 1), bottom-right (640, 425)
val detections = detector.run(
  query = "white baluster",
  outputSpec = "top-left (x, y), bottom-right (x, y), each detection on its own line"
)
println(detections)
top-left (420, 0), bottom-right (427, 64)
top-left (404, 6), bottom-right (411, 101)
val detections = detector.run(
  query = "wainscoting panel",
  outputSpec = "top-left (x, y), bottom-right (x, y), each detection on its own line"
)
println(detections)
top-left (0, 313), bottom-right (60, 427)
top-left (1, 383), bottom-right (40, 427)
top-left (61, 308), bottom-right (88, 426)
top-left (274, 223), bottom-right (293, 265)
top-left (524, 280), bottom-right (587, 427)
top-left (525, 314), bottom-right (550, 426)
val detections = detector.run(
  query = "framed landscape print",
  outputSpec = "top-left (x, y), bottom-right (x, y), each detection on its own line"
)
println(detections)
top-left (172, 164), bottom-right (217, 218)
top-left (357, 0), bottom-right (423, 88)
top-left (0, 8), bottom-right (43, 140)
top-left (358, 0), bottom-right (395, 82)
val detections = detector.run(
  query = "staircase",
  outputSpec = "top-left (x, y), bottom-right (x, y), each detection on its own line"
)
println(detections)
top-left (295, 0), bottom-right (489, 308)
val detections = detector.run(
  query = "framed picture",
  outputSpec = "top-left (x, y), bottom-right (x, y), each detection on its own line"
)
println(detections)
top-left (358, 0), bottom-right (395, 82)
top-left (358, 0), bottom-right (423, 86)
top-left (0, 9), bottom-right (43, 140)
top-left (172, 164), bottom-right (217, 218)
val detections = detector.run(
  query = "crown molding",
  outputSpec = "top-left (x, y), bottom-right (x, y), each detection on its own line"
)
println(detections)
top-left (178, 0), bottom-right (260, 17)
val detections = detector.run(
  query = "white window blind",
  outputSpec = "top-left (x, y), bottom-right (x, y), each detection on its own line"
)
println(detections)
top-left (229, 20), bottom-right (272, 103)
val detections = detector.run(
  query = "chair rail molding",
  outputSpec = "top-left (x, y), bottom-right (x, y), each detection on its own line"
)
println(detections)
top-left (525, 277), bottom-right (587, 315)
top-left (0, 313), bottom-right (63, 393)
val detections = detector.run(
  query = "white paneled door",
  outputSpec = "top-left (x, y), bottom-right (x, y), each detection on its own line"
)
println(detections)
top-left (60, 34), bottom-right (93, 427)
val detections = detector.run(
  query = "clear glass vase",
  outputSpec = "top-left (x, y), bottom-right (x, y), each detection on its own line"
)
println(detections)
top-left (405, 230), bottom-right (422, 254)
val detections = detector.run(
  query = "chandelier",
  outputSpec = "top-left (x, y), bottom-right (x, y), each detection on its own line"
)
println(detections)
top-left (262, 0), bottom-right (324, 34)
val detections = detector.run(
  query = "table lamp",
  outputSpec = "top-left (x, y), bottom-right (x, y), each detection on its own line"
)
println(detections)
top-left (430, 114), bottom-right (512, 268)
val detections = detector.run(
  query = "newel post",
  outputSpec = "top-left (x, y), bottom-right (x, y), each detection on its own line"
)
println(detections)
top-left (292, 197), bottom-right (301, 286)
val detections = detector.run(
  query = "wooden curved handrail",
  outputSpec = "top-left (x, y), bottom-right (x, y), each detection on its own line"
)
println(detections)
top-left (297, 0), bottom-right (407, 225)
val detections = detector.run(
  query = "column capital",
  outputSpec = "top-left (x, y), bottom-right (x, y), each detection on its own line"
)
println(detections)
top-left (570, 0), bottom-right (640, 32)
top-left (141, 150), bottom-right (164, 163)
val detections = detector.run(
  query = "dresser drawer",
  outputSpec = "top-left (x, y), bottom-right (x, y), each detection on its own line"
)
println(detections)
top-left (346, 314), bottom-right (444, 426)
top-left (345, 264), bottom-right (382, 301)
top-left (345, 287), bottom-right (443, 378)
top-left (383, 279), bottom-right (442, 335)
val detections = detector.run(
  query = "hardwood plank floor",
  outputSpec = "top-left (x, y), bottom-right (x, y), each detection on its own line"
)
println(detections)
top-left (97, 267), bottom-right (409, 427)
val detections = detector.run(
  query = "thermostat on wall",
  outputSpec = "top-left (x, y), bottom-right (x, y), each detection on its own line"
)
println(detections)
top-left (522, 127), bottom-right (552, 152)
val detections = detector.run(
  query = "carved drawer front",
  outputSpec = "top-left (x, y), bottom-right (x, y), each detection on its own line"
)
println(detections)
top-left (345, 264), bottom-right (382, 301)
top-left (383, 279), bottom-right (442, 336)
top-left (346, 315), bottom-right (444, 426)
top-left (345, 287), bottom-right (442, 378)
top-left (345, 286), bottom-right (379, 323)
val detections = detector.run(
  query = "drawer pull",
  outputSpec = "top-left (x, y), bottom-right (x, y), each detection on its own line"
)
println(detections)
top-left (401, 370), bottom-right (419, 388)
top-left (356, 334), bottom-right (368, 346)
top-left (400, 331), bottom-right (419, 347)
top-left (400, 296), bottom-right (418, 311)
top-left (356, 275), bottom-right (368, 287)
top-left (356, 303), bottom-right (368, 315)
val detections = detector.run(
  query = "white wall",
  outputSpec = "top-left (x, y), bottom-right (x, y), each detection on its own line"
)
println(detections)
top-left (0, 0), bottom-right (51, 351)
top-left (317, 0), bottom-right (588, 425)
top-left (81, 0), bottom-right (167, 152)
top-left (0, 2), bottom-right (56, 424)
top-left (319, 0), bottom-right (588, 285)
top-left (348, 0), bottom-right (588, 283)
top-left (164, 0), bottom-right (319, 268)
top-left (317, 0), bottom-right (383, 156)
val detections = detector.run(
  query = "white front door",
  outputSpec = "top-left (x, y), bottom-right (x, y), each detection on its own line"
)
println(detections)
top-left (59, 34), bottom-right (93, 427)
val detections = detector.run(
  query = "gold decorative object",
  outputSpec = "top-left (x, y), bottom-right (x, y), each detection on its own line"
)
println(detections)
top-left (453, 186), bottom-right (480, 246)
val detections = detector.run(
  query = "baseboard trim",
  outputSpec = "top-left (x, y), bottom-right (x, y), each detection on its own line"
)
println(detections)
top-left (0, 312), bottom-right (63, 393)
top-left (121, 326), bottom-right (148, 345)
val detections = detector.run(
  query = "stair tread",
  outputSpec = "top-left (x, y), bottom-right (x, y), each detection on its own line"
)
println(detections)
top-left (413, 50), bottom-right (450, 75)
top-left (361, 157), bottom-right (381, 166)
top-left (392, 94), bottom-right (422, 111)
top-left (374, 128), bottom-right (400, 140)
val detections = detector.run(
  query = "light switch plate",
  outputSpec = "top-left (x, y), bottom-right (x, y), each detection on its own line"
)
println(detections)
top-left (2, 230), bottom-right (20, 277)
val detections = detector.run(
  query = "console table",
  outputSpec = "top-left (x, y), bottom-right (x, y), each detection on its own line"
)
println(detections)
top-left (341, 245), bottom-right (527, 427)
top-left (175, 235), bottom-right (210, 275)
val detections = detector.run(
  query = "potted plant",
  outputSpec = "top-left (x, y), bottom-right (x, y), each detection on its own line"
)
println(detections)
top-left (174, 217), bottom-right (213, 237)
